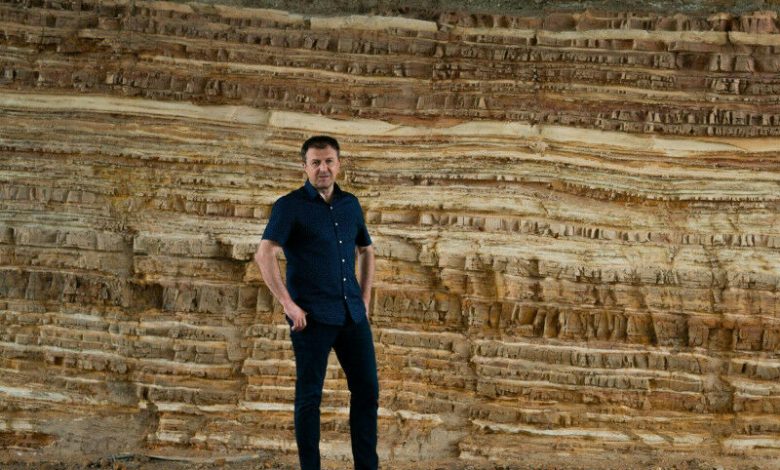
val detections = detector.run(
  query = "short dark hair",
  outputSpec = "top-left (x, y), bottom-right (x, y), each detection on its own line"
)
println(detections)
top-left (300, 135), bottom-right (340, 162)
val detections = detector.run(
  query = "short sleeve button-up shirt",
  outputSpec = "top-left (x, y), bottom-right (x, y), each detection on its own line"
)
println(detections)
top-left (262, 180), bottom-right (372, 325)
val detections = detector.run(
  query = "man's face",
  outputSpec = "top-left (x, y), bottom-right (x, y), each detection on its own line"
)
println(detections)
top-left (304, 145), bottom-right (340, 191)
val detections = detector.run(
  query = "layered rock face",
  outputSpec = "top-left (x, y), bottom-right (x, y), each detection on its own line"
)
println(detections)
top-left (1, 1), bottom-right (780, 467)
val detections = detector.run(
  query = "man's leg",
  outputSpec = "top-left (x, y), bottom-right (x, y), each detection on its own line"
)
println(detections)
top-left (334, 317), bottom-right (379, 470)
top-left (290, 320), bottom-right (340, 470)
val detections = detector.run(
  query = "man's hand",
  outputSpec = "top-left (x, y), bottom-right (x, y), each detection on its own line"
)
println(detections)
top-left (284, 301), bottom-right (308, 331)
top-left (363, 296), bottom-right (371, 320)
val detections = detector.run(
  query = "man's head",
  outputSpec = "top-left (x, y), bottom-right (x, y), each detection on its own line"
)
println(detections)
top-left (301, 135), bottom-right (341, 192)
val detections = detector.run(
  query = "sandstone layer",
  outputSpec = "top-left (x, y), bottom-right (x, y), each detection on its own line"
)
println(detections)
top-left (1, 1), bottom-right (780, 468)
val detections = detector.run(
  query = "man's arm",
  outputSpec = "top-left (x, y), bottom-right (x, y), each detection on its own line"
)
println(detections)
top-left (255, 239), bottom-right (307, 331)
top-left (356, 244), bottom-right (375, 318)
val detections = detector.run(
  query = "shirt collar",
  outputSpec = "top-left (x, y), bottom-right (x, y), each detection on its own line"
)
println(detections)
top-left (303, 179), bottom-right (342, 202)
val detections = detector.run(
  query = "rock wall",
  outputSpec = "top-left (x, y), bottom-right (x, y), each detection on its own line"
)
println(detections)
top-left (1, 1), bottom-right (780, 467)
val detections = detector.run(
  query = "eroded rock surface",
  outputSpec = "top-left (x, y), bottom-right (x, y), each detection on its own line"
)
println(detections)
top-left (1, 1), bottom-right (779, 468)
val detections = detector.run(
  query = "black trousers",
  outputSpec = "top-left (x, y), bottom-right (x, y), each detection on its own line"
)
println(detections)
top-left (290, 315), bottom-right (379, 470)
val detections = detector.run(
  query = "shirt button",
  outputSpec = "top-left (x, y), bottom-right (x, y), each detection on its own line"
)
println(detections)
top-left (343, 277), bottom-right (346, 282)
top-left (330, 206), bottom-right (333, 210)
top-left (342, 259), bottom-right (345, 263)
top-left (335, 222), bottom-right (338, 226)
top-left (339, 240), bottom-right (342, 244)
top-left (344, 295), bottom-right (347, 300)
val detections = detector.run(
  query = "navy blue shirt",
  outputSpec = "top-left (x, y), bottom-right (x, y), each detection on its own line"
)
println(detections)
top-left (262, 180), bottom-right (372, 325)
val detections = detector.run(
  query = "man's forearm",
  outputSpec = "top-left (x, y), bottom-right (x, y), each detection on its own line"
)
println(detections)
top-left (357, 247), bottom-right (375, 307)
top-left (256, 240), bottom-right (308, 331)
top-left (255, 243), bottom-right (293, 309)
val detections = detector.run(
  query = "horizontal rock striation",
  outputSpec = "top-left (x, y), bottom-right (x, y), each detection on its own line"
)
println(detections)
top-left (1, 1), bottom-right (780, 468)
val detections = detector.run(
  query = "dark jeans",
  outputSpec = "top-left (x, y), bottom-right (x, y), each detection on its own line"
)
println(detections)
top-left (290, 315), bottom-right (379, 470)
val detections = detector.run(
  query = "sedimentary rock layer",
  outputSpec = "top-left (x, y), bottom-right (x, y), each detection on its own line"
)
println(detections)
top-left (1, 1), bottom-right (780, 468)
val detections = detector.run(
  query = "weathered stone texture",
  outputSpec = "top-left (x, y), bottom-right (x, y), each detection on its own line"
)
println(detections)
top-left (1, 1), bottom-right (780, 468)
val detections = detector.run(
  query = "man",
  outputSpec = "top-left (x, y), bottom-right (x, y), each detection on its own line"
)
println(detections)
top-left (254, 135), bottom-right (378, 470)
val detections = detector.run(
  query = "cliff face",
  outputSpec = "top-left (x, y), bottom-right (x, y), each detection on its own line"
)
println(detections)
top-left (1, 1), bottom-right (780, 467)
